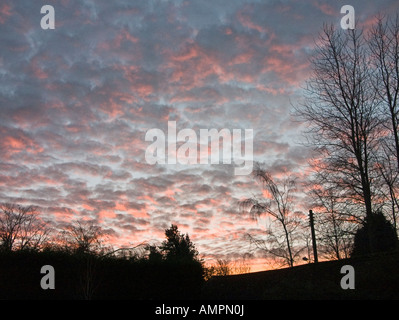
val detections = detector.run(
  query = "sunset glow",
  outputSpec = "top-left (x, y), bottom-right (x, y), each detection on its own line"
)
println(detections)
top-left (1, 0), bottom-right (399, 273)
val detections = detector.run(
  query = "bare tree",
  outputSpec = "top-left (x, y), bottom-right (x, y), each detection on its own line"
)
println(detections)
top-left (0, 203), bottom-right (49, 251)
top-left (308, 183), bottom-right (357, 260)
top-left (77, 252), bottom-right (102, 300)
top-left (376, 149), bottom-right (399, 233)
top-left (239, 165), bottom-right (303, 267)
top-left (369, 14), bottom-right (399, 172)
top-left (369, 14), bottom-right (399, 233)
top-left (58, 220), bottom-right (108, 299)
top-left (214, 259), bottom-right (232, 276)
top-left (296, 24), bottom-right (383, 222)
top-left (61, 220), bottom-right (106, 255)
top-left (205, 255), bottom-right (252, 279)
top-left (232, 255), bottom-right (252, 274)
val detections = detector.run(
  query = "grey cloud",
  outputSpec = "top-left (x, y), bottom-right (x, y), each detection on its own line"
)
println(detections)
top-left (1, 0), bottom-right (397, 265)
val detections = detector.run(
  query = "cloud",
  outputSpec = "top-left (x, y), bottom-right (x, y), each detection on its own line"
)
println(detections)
top-left (0, 0), bottom-right (396, 269)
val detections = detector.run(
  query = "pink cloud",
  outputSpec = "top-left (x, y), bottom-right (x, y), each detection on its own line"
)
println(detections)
top-left (82, 203), bottom-right (95, 211)
top-left (262, 50), bottom-right (310, 87)
top-left (237, 7), bottom-right (267, 34)
top-left (115, 29), bottom-right (139, 47)
top-left (0, 3), bottom-right (12, 24)
top-left (0, 128), bottom-right (44, 159)
top-left (312, 1), bottom-right (335, 16)
top-left (171, 43), bottom-right (199, 62)
top-left (98, 209), bottom-right (116, 221)
top-left (28, 56), bottom-right (49, 80)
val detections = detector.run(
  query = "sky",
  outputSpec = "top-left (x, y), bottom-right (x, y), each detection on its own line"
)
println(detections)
top-left (1, 0), bottom-right (399, 271)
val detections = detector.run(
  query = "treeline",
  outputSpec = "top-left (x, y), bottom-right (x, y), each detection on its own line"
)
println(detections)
top-left (0, 249), bottom-right (204, 299)
top-left (0, 204), bottom-right (204, 299)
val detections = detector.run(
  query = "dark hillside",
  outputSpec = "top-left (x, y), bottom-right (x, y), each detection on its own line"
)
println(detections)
top-left (202, 251), bottom-right (399, 299)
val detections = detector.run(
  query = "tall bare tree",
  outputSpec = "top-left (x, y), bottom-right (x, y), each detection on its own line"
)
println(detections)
top-left (296, 24), bottom-right (383, 222)
top-left (369, 14), bottom-right (399, 172)
top-left (369, 14), bottom-right (399, 233)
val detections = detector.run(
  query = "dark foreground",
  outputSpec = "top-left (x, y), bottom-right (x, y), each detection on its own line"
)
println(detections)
top-left (203, 251), bottom-right (399, 299)
top-left (1, 250), bottom-right (398, 299)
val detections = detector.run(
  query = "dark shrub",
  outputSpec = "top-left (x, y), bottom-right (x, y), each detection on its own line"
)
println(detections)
top-left (351, 211), bottom-right (398, 257)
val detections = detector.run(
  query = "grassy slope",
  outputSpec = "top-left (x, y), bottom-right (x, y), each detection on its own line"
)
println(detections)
top-left (202, 251), bottom-right (399, 299)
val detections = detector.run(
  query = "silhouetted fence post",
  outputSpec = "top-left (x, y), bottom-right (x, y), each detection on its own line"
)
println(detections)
top-left (309, 210), bottom-right (318, 263)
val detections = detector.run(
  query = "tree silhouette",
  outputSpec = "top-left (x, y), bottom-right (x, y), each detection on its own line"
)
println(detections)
top-left (0, 203), bottom-right (49, 251)
top-left (369, 15), bottom-right (399, 234)
top-left (295, 18), bottom-right (399, 252)
top-left (369, 15), bottom-right (399, 173)
top-left (239, 165), bottom-right (303, 267)
top-left (308, 184), bottom-right (357, 260)
top-left (61, 220), bottom-right (106, 255)
top-left (160, 224), bottom-right (200, 262)
top-left (146, 244), bottom-right (163, 262)
top-left (296, 24), bottom-right (381, 221)
top-left (351, 210), bottom-right (398, 256)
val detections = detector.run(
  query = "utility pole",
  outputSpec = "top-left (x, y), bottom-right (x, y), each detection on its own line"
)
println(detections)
top-left (309, 210), bottom-right (318, 263)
